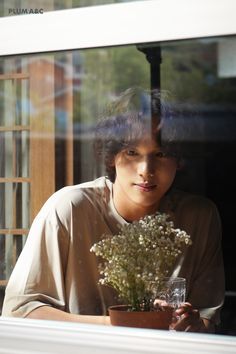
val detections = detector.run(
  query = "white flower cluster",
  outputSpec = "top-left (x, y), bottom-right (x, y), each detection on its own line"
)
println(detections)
top-left (90, 212), bottom-right (192, 311)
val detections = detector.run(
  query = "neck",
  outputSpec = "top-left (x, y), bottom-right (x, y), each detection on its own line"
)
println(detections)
top-left (112, 184), bottom-right (160, 222)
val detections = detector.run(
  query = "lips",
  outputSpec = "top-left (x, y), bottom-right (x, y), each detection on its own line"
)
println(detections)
top-left (134, 183), bottom-right (157, 192)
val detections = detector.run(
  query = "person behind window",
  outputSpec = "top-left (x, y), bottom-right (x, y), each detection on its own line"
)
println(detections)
top-left (2, 87), bottom-right (224, 333)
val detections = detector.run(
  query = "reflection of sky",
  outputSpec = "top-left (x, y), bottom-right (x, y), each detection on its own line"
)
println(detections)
top-left (56, 109), bottom-right (67, 131)
top-left (2, 90), bottom-right (235, 143)
top-left (15, 98), bottom-right (33, 117)
top-left (0, 97), bottom-right (32, 125)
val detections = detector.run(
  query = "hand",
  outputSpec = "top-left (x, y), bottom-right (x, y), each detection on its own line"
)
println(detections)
top-left (153, 299), bottom-right (172, 311)
top-left (170, 302), bottom-right (213, 333)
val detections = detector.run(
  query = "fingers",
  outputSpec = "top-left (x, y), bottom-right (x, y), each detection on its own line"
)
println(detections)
top-left (153, 299), bottom-right (172, 311)
top-left (170, 303), bottom-right (206, 332)
top-left (175, 302), bottom-right (193, 316)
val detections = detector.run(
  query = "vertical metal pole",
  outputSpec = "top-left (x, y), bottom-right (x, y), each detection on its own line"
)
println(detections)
top-left (137, 45), bottom-right (162, 90)
top-left (137, 45), bottom-right (162, 134)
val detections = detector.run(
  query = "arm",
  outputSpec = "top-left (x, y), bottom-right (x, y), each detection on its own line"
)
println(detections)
top-left (3, 191), bottom-right (113, 320)
top-left (172, 198), bottom-right (225, 333)
top-left (26, 306), bottom-right (110, 325)
top-left (2, 207), bottom-right (69, 318)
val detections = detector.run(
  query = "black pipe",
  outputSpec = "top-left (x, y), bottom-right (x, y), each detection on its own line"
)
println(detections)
top-left (137, 45), bottom-right (162, 90)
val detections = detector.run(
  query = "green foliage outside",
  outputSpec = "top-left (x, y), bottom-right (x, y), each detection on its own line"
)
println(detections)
top-left (73, 39), bottom-right (236, 126)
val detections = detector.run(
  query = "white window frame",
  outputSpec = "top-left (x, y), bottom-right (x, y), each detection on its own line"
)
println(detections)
top-left (1, 0), bottom-right (236, 353)
top-left (1, 316), bottom-right (236, 354)
top-left (0, 0), bottom-right (236, 55)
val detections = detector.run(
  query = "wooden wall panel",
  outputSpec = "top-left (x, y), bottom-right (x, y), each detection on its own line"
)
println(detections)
top-left (29, 57), bottom-right (55, 220)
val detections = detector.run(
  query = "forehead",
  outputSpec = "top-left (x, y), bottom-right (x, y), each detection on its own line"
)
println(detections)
top-left (129, 138), bottom-right (161, 152)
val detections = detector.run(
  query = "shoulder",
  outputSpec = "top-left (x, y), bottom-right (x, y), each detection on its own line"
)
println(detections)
top-left (36, 176), bottom-right (111, 221)
top-left (171, 189), bottom-right (218, 215)
top-left (166, 189), bottom-right (221, 229)
top-left (168, 189), bottom-right (221, 238)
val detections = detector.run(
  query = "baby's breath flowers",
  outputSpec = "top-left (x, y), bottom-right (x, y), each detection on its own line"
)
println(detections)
top-left (90, 212), bottom-right (192, 311)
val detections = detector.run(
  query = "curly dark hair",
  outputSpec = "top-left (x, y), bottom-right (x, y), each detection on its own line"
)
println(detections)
top-left (94, 87), bottom-right (180, 182)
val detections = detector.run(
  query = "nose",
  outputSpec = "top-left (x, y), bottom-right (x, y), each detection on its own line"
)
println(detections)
top-left (138, 157), bottom-right (155, 179)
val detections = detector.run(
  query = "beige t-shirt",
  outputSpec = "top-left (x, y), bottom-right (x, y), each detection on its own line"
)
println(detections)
top-left (2, 177), bottom-right (225, 324)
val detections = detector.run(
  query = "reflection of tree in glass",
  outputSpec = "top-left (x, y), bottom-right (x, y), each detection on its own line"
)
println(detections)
top-left (161, 40), bottom-right (236, 104)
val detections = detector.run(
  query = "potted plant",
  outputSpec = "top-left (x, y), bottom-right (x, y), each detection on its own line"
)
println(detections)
top-left (90, 212), bottom-right (192, 329)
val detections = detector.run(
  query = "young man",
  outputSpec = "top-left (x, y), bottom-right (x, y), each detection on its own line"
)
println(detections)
top-left (2, 88), bottom-right (224, 332)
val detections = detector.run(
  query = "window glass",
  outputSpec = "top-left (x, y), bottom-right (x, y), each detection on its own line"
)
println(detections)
top-left (0, 36), bottom-right (236, 336)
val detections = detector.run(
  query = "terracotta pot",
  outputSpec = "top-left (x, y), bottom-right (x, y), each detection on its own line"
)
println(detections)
top-left (108, 305), bottom-right (173, 330)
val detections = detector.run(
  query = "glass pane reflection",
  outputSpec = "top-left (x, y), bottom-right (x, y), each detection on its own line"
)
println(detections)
top-left (0, 36), bottom-right (236, 335)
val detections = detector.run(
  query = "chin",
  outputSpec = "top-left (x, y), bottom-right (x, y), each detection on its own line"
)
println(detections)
top-left (135, 198), bottom-right (159, 209)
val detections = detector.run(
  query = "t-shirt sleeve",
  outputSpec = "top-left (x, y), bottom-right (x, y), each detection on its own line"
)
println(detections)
top-left (2, 208), bottom-right (70, 318)
top-left (186, 201), bottom-right (225, 325)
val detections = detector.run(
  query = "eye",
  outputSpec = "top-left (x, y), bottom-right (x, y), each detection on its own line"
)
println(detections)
top-left (125, 149), bottom-right (138, 156)
top-left (155, 151), bottom-right (167, 158)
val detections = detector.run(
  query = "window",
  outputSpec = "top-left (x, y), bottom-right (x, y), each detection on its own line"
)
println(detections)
top-left (0, 72), bottom-right (30, 285)
top-left (0, 0), bottom-right (236, 341)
